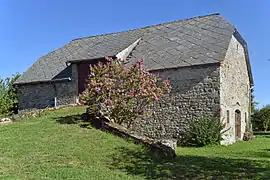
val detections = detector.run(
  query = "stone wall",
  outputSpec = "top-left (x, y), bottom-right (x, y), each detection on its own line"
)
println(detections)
top-left (17, 64), bottom-right (78, 111)
top-left (17, 81), bottom-right (77, 111)
top-left (131, 64), bottom-right (221, 143)
top-left (220, 35), bottom-right (251, 145)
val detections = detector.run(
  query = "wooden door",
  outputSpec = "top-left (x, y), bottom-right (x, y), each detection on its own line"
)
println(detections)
top-left (235, 110), bottom-right (241, 139)
top-left (78, 63), bottom-right (91, 94)
top-left (77, 59), bottom-right (103, 94)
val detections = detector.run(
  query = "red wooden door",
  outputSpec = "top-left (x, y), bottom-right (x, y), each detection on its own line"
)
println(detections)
top-left (78, 63), bottom-right (91, 94)
top-left (77, 59), bottom-right (102, 94)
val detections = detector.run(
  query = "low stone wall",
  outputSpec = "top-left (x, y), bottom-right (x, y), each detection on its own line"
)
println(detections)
top-left (87, 113), bottom-right (176, 157)
top-left (0, 118), bottom-right (12, 125)
top-left (131, 64), bottom-right (221, 143)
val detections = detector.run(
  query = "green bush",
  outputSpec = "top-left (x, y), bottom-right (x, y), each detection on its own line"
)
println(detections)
top-left (0, 74), bottom-right (20, 117)
top-left (185, 116), bottom-right (226, 147)
top-left (252, 105), bottom-right (270, 132)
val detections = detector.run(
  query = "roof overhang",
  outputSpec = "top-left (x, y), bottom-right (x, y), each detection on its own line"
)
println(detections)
top-left (148, 62), bottom-right (221, 72)
top-left (66, 38), bottom-right (142, 65)
top-left (233, 29), bottom-right (254, 87)
top-left (66, 56), bottom-right (115, 65)
top-left (13, 77), bottom-right (71, 86)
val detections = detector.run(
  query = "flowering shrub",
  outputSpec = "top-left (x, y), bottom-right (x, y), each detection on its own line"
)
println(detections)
top-left (80, 57), bottom-right (171, 127)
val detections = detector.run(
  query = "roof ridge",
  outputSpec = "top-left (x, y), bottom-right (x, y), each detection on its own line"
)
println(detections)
top-left (71, 13), bottom-right (221, 42)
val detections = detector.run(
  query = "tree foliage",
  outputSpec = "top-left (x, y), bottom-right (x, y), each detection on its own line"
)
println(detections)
top-left (251, 88), bottom-right (258, 114)
top-left (80, 58), bottom-right (171, 127)
top-left (0, 73), bottom-right (20, 117)
top-left (252, 105), bottom-right (270, 132)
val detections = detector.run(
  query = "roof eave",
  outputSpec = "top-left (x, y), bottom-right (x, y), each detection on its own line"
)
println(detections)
top-left (13, 77), bottom-right (72, 86)
top-left (148, 62), bottom-right (221, 72)
top-left (66, 56), bottom-right (116, 64)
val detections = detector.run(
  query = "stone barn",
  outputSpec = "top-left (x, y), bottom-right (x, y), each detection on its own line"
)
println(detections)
top-left (14, 13), bottom-right (253, 144)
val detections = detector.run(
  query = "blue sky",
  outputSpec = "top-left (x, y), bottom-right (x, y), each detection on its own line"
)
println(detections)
top-left (0, 0), bottom-right (269, 107)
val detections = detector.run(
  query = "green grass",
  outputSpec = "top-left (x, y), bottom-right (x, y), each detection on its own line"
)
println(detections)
top-left (0, 107), bottom-right (269, 179)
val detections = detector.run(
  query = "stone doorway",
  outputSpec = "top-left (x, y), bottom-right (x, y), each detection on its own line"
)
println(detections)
top-left (235, 110), bottom-right (241, 139)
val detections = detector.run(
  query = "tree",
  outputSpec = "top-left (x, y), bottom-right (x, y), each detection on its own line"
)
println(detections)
top-left (250, 88), bottom-right (258, 114)
top-left (80, 58), bottom-right (171, 127)
top-left (0, 73), bottom-right (21, 117)
top-left (252, 105), bottom-right (270, 132)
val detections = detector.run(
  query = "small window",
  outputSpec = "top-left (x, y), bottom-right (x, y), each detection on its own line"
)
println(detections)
top-left (227, 110), bottom-right (230, 124)
top-left (245, 112), bottom-right (247, 124)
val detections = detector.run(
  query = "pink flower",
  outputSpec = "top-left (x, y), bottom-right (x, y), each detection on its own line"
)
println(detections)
top-left (143, 71), bottom-right (150, 77)
top-left (89, 72), bottom-right (95, 77)
top-left (109, 105), bottom-right (116, 109)
top-left (129, 90), bottom-right (135, 97)
top-left (136, 59), bottom-right (144, 63)
top-left (105, 56), bottom-right (112, 61)
top-left (104, 98), bottom-right (112, 105)
top-left (163, 80), bottom-right (171, 92)
top-left (152, 92), bottom-right (159, 101)
top-left (95, 87), bottom-right (101, 93)
top-left (135, 59), bottom-right (144, 70)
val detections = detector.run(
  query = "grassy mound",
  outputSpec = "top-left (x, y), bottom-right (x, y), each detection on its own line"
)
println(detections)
top-left (0, 106), bottom-right (269, 179)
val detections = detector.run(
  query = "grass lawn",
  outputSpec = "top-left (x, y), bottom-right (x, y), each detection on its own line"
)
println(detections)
top-left (0, 106), bottom-right (269, 179)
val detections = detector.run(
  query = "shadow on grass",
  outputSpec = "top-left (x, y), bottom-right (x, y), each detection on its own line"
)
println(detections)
top-left (251, 152), bottom-right (270, 159)
top-left (55, 113), bottom-right (86, 124)
top-left (230, 149), bottom-right (270, 160)
top-left (108, 147), bottom-right (270, 179)
top-left (55, 113), bottom-right (103, 129)
top-left (55, 113), bottom-right (92, 128)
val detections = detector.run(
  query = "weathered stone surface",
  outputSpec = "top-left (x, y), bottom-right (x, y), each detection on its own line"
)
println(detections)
top-left (220, 35), bottom-right (251, 145)
top-left (17, 81), bottom-right (77, 110)
top-left (151, 139), bottom-right (177, 157)
top-left (17, 64), bottom-right (78, 110)
top-left (131, 64), bottom-right (221, 144)
top-left (0, 118), bottom-right (12, 125)
top-left (0, 118), bottom-right (11, 122)
top-left (154, 139), bottom-right (177, 151)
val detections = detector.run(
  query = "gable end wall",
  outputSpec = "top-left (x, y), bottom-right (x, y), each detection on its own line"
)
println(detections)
top-left (220, 35), bottom-right (251, 144)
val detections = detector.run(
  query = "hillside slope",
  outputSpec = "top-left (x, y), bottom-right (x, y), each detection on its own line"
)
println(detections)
top-left (0, 106), bottom-right (269, 179)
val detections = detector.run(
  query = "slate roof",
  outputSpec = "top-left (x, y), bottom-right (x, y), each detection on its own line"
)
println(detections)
top-left (15, 13), bottom-right (243, 84)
